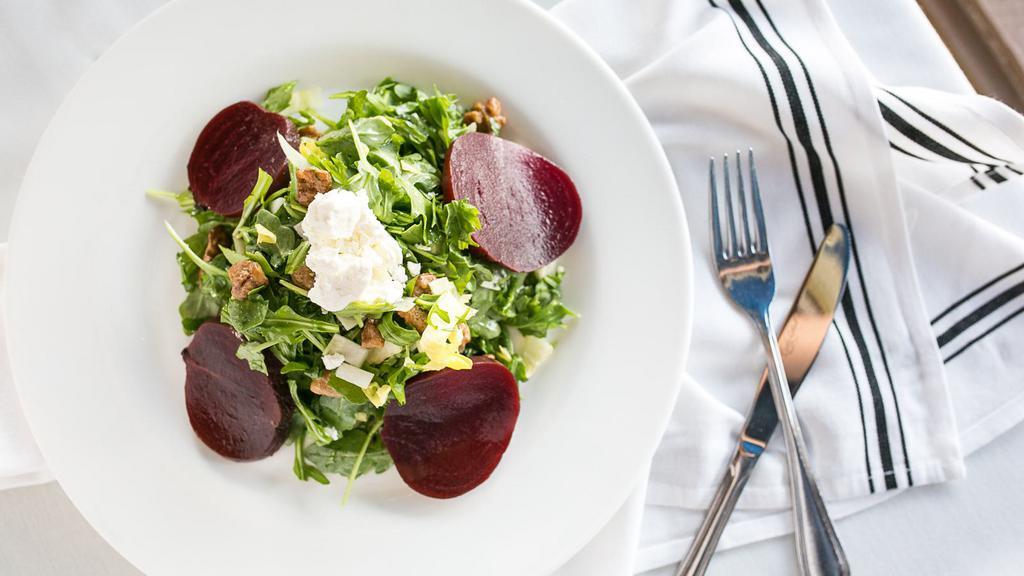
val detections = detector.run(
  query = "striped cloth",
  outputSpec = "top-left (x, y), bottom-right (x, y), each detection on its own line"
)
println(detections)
top-left (551, 0), bottom-right (1024, 571)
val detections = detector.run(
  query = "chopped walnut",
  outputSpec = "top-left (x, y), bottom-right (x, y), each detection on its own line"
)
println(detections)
top-left (295, 168), bottom-right (334, 206)
top-left (291, 264), bottom-right (316, 290)
top-left (227, 260), bottom-right (268, 300)
top-left (457, 323), bottom-right (471, 352)
top-left (463, 96), bottom-right (507, 134)
top-left (310, 372), bottom-right (341, 398)
top-left (297, 125), bottom-right (321, 139)
top-left (413, 273), bottom-right (438, 297)
top-left (203, 227), bottom-right (231, 262)
top-left (397, 307), bottom-right (428, 333)
top-left (360, 319), bottom-right (385, 349)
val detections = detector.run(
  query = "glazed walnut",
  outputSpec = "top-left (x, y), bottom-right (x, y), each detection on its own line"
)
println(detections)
top-left (463, 97), bottom-right (507, 134)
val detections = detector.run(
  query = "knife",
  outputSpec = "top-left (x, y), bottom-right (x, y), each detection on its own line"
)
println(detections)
top-left (677, 224), bottom-right (852, 576)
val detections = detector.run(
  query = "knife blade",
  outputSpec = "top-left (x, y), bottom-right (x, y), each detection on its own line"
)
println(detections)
top-left (677, 223), bottom-right (852, 576)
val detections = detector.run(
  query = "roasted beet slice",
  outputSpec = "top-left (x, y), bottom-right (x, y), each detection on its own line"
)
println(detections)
top-left (182, 322), bottom-right (292, 461)
top-left (443, 132), bottom-right (582, 272)
top-left (187, 101), bottom-right (298, 216)
top-left (382, 356), bottom-right (520, 498)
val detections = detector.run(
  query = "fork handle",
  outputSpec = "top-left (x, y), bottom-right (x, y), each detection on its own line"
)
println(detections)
top-left (759, 314), bottom-right (850, 576)
top-left (675, 447), bottom-right (756, 576)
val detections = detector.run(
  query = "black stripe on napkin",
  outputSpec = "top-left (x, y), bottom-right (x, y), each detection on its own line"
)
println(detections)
top-left (932, 262), bottom-right (1024, 325)
top-left (936, 279), bottom-right (1024, 347)
top-left (944, 305), bottom-right (1024, 363)
top-left (878, 92), bottom-right (1023, 187)
top-left (880, 88), bottom-right (1011, 165)
top-left (987, 168), bottom-right (1008, 184)
top-left (747, 0), bottom-right (914, 490)
top-left (933, 260), bottom-right (1024, 361)
top-left (890, 141), bottom-right (931, 162)
top-left (879, 102), bottom-right (985, 165)
top-left (712, 0), bottom-right (888, 491)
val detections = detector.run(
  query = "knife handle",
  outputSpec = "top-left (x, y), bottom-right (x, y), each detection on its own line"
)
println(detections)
top-left (675, 446), bottom-right (757, 576)
top-left (793, 451), bottom-right (851, 576)
top-left (758, 317), bottom-right (849, 576)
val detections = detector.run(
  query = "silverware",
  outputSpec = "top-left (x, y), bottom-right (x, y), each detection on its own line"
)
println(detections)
top-left (680, 150), bottom-right (849, 576)
top-left (677, 222), bottom-right (852, 576)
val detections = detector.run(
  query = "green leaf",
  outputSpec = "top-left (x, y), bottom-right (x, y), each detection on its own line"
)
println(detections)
top-left (304, 433), bottom-right (391, 478)
top-left (281, 361), bottom-right (309, 375)
top-left (164, 221), bottom-right (227, 279)
top-left (262, 306), bottom-right (339, 336)
top-left (284, 240), bottom-right (310, 275)
top-left (219, 245), bottom-right (246, 265)
top-left (378, 312), bottom-right (419, 346)
top-left (178, 290), bottom-right (221, 334)
top-left (243, 251), bottom-right (278, 278)
top-left (315, 396), bottom-right (373, 434)
top-left (441, 200), bottom-right (481, 251)
top-left (236, 341), bottom-right (270, 374)
top-left (288, 380), bottom-right (333, 445)
top-left (255, 209), bottom-right (296, 257)
top-left (221, 295), bottom-right (269, 333)
top-left (147, 188), bottom-right (195, 213)
top-left (262, 81), bottom-right (296, 113)
top-left (233, 169), bottom-right (274, 252)
top-left (337, 300), bottom-right (398, 316)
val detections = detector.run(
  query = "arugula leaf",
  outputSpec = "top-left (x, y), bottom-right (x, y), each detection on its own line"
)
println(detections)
top-left (254, 209), bottom-right (296, 264)
top-left (178, 290), bottom-right (221, 334)
top-left (377, 312), bottom-right (419, 346)
top-left (235, 341), bottom-right (273, 374)
top-left (315, 396), bottom-right (374, 434)
top-left (221, 295), bottom-right (269, 333)
top-left (262, 81), bottom-right (296, 113)
top-left (284, 240), bottom-right (310, 274)
top-left (304, 431), bottom-right (391, 478)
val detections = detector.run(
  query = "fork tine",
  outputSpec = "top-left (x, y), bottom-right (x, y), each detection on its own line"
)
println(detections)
top-left (722, 154), bottom-right (738, 256)
top-left (709, 157), bottom-right (725, 261)
top-left (748, 148), bottom-right (769, 254)
top-left (736, 149), bottom-right (753, 255)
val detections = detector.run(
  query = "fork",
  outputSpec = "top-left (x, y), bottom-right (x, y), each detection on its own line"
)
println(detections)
top-left (698, 150), bottom-right (849, 576)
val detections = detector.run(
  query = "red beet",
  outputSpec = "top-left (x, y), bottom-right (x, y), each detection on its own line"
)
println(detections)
top-left (187, 101), bottom-right (298, 216)
top-left (182, 322), bottom-right (292, 461)
top-left (443, 132), bottom-right (582, 272)
top-left (381, 357), bottom-right (520, 499)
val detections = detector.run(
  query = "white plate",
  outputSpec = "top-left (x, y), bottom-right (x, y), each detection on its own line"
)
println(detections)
top-left (6, 0), bottom-right (692, 574)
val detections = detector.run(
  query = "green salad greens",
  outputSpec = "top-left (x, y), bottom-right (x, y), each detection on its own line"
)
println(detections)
top-left (153, 78), bottom-right (573, 502)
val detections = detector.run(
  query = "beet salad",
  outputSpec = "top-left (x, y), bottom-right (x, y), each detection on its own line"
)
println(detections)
top-left (151, 78), bottom-right (581, 501)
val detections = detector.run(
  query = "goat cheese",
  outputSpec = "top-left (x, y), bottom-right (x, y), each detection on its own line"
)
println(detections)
top-left (301, 189), bottom-right (406, 312)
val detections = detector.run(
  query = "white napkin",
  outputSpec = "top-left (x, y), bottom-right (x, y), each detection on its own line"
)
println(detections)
top-left (547, 0), bottom-right (1024, 572)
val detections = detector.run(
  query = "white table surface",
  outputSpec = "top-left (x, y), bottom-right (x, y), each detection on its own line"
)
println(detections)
top-left (2, 1), bottom-right (1022, 575)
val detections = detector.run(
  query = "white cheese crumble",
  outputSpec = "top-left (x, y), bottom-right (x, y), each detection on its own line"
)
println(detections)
top-left (301, 189), bottom-right (407, 312)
